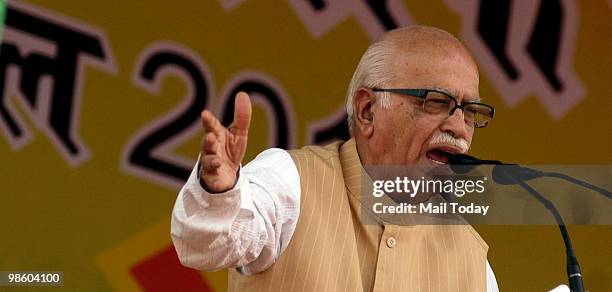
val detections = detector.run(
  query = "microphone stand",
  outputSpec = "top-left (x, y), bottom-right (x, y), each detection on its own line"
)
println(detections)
top-left (499, 166), bottom-right (612, 292)
top-left (450, 155), bottom-right (592, 291)
top-left (511, 178), bottom-right (585, 292)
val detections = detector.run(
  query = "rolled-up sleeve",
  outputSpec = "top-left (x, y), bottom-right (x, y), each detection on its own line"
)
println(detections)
top-left (171, 148), bottom-right (300, 275)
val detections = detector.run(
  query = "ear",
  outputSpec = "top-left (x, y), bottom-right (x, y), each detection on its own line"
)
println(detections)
top-left (353, 88), bottom-right (375, 137)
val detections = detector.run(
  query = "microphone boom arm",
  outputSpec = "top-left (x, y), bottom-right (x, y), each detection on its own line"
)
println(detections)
top-left (542, 171), bottom-right (612, 199)
top-left (514, 179), bottom-right (585, 292)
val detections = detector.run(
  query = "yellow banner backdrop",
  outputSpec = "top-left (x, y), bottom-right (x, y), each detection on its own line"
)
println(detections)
top-left (1, 0), bottom-right (610, 291)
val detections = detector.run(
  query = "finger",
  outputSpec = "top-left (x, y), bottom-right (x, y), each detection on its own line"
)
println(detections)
top-left (202, 154), bottom-right (222, 171)
top-left (231, 92), bottom-right (252, 135)
top-left (201, 110), bottom-right (223, 135)
top-left (203, 132), bottom-right (218, 154)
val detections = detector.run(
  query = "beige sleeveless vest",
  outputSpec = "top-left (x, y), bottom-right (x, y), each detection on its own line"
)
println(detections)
top-left (229, 139), bottom-right (488, 292)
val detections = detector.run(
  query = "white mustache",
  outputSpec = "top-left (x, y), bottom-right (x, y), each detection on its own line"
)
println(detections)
top-left (428, 132), bottom-right (469, 153)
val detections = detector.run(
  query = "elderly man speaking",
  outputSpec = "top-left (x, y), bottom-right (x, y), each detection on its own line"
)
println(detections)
top-left (171, 26), bottom-right (498, 292)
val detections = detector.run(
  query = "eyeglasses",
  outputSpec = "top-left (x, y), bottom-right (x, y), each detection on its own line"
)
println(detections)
top-left (371, 88), bottom-right (495, 128)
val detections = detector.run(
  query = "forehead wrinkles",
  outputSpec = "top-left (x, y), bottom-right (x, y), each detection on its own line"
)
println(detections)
top-left (379, 27), bottom-right (480, 96)
top-left (392, 50), bottom-right (479, 89)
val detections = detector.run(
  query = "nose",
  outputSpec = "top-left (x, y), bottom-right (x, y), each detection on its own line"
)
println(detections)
top-left (439, 108), bottom-right (471, 139)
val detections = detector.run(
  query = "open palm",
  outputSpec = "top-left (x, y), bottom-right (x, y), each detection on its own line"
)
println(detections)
top-left (199, 92), bottom-right (252, 192)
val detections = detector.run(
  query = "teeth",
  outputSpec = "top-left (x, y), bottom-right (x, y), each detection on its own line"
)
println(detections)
top-left (428, 157), bottom-right (446, 165)
top-left (426, 151), bottom-right (447, 165)
top-left (426, 149), bottom-right (451, 165)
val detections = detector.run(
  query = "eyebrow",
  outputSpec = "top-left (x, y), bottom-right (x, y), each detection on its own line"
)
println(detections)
top-left (432, 87), bottom-right (481, 103)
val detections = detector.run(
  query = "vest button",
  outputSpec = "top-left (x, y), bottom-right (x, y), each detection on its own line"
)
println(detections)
top-left (386, 236), bottom-right (396, 248)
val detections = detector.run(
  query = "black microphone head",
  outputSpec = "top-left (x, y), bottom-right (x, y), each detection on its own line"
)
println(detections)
top-left (448, 153), bottom-right (481, 165)
top-left (448, 154), bottom-right (481, 174)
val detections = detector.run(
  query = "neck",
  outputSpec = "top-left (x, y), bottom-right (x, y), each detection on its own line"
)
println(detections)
top-left (354, 134), bottom-right (373, 166)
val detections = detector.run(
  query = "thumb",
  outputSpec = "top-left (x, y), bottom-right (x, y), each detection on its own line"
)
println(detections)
top-left (232, 91), bottom-right (252, 134)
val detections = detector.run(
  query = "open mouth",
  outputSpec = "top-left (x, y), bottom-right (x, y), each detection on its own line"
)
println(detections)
top-left (426, 148), bottom-right (458, 165)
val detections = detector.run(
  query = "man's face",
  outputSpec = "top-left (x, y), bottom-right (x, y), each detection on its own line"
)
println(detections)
top-left (367, 48), bottom-right (480, 168)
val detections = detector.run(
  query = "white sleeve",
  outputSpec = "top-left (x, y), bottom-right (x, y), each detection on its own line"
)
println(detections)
top-left (170, 148), bottom-right (301, 275)
top-left (486, 260), bottom-right (499, 292)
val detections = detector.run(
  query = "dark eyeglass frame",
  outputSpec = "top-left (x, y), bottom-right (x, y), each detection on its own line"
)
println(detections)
top-left (371, 87), bottom-right (495, 128)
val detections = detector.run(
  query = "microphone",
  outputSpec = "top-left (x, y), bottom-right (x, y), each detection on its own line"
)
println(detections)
top-left (447, 153), bottom-right (501, 174)
top-left (448, 153), bottom-right (587, 292)
top-left (448, 153), bottom-right (512, 177)
top-left (448, 154), bottom-right (545, 185)
top-left (448, 153), bottom-right (504, 166)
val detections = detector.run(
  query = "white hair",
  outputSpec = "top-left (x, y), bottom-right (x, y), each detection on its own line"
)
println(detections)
top-left (345, 38), bottom-right (396, 131)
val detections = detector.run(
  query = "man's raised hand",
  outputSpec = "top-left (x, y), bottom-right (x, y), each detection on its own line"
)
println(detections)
top-left (199, 92), bottom-right (252, 192)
